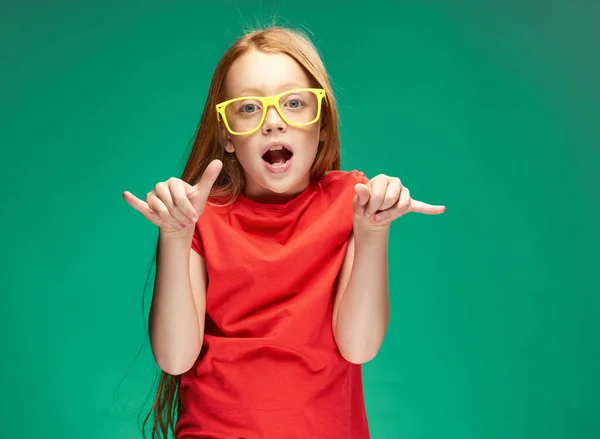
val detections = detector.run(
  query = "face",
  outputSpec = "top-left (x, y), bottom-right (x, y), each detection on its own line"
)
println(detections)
top-left (221, 49), bottom-right (327, 203)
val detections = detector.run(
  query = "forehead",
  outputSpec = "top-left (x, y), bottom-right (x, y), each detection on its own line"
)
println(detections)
top-left (224, 49), bottom-right (312, 98)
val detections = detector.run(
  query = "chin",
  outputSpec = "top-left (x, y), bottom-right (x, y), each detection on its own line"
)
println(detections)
top-left (242, 173), bottom-right (307, 203)
top-left (240, 154), bottom-right (313, 201)
top-left (261, 177), bottom-right (304, 195)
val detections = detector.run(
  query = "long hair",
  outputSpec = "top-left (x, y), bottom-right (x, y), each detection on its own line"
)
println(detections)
top-left (141, 25), bottom-right (342, 439)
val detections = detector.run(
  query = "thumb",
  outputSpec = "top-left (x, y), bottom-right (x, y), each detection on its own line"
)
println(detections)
top-left (187, 159), bottom-right (223, 212)
top-left (352, 183), bottom-right (371, 214)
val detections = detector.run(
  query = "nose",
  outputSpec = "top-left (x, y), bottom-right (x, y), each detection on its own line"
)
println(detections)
top-left (261, 106), bottom-right (287, 134)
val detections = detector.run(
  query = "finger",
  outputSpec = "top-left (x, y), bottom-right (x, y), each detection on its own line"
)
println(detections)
top-left (409, 200), bottom-right (446, 215)
top-left (122, 191), bottom-right (163, 227)
top-left (352, 184), bottom-right (371, 215)
top-left (374, 186), bottom-right (411, 223)
top-left (364, 177), bottom-right (389, 216)
top-left (188, 159), bottom-right (223, 214)
top-left (379, 177), bottom-right (402, 211)
top-left (168, 179), bottom-right (199, 225)
top-left (146, 193), bottom-right (186, 231)
top-left (154, 182), bottom-right (193, 228)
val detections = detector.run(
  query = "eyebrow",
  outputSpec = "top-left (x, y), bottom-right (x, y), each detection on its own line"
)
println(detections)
top-left (234, 83), bottom-right (309, 97)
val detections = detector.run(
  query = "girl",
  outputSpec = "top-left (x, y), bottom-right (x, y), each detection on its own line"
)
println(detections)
top-left (123, 26), bottom-right (445, 439)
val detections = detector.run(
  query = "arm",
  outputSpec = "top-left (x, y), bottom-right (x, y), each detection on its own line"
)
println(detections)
top-left (124, 160), bottom-right (223, 375)
top-left (148, 231), bottom-right (208, 376)
top-left (333, 228), bottom-right (390, 364)
top-left (332, 174), bottom-right (445, 364)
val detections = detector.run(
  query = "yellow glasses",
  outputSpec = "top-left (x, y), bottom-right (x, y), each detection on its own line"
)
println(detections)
top-left (216, 88), bottom-right (327, 136)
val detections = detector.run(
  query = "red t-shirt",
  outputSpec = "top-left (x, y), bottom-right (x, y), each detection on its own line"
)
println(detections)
top-left (176, 170), bottom-right (371, 439)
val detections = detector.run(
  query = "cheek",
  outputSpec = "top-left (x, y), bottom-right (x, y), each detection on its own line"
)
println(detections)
top-left (231, 138), bottom-right (265, 174)
top-left (231, 138), bottom-right (253, 159)
top-left (297, 126), bottom-right (321, 148)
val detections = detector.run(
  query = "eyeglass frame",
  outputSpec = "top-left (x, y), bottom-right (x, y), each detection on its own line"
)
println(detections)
top-left (215, 87), bottom-right (327, 136)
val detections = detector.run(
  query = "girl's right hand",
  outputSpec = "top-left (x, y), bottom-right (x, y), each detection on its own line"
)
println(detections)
top-left (122, 159), bottom-right (223, 235)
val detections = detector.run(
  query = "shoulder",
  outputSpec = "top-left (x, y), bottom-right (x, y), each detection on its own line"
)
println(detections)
top-left (320, 169), bottom-right (369, 190)
top-left (308, 170), bottom-right (368, 215)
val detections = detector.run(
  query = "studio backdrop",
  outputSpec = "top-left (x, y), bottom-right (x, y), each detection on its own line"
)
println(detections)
top-left (1, 1), bottom-right (598, 438)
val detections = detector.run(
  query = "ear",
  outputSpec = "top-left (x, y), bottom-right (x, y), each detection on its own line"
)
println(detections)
top-left (319, 121), bottom-right (328, 143)
top-left (219, 124), bottom-right (235, 153)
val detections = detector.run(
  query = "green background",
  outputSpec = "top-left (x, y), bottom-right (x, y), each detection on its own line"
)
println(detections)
top-left (2, 1), bottom-right (598, 438)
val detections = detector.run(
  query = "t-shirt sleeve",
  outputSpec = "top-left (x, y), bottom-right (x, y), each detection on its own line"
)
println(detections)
top-left (191, 223), bottom-right (205, 257)
top-left (357, 171), bottom-right (369, 185)
top-left (351, 170), bottom-right (369, 185)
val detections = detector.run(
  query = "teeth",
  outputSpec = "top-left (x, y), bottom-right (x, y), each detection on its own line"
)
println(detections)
top-left (269, 145), bottom-right (283, 151)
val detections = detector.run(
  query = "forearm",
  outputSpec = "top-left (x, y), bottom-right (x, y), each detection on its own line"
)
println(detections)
top-left (334, 226), bottom-right (390, 363)
top-left (149, 231), bottom-right (203, 375)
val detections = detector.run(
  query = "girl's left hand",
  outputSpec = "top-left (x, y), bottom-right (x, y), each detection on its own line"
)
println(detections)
top-left (353, 174), bottom-right (446, 230)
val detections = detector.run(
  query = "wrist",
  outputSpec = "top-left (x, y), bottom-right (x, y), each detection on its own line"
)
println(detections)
top-left (159, 227), bottom-right (194, 243)
top-left (353, 216), bottom-right (390, 236)
top-left (353, 220), bottom-right (390, 244)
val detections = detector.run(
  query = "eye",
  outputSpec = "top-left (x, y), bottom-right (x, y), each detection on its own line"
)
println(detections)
top-left (234, 100), bottom-right (262, 114)
top-left (239, 103), bottom-right (259, 113)
top-left (284, 96), bottom-right (306, 109)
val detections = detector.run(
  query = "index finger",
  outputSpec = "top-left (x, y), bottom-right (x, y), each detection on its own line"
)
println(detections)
top-left (409, 199), bottom-right (446, 215)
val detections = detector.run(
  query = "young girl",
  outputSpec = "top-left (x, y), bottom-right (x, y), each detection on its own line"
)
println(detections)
top-left (123, 26), bottom-right (445, 439)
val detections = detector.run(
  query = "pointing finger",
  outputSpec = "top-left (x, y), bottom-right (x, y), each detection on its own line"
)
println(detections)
top-left (409, 200), bottom-right (446, 215)
top-left (122, 191), bottom-right (162, 226)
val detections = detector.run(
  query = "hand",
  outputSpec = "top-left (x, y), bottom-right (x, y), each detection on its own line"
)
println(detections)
top-left (122, 159), bottom-right (223, 234)
top-left (353, 174), bottom-right (445, 230)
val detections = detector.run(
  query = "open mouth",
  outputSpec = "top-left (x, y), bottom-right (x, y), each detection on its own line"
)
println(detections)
top-left (262, 145), bottom-right (293, 166)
